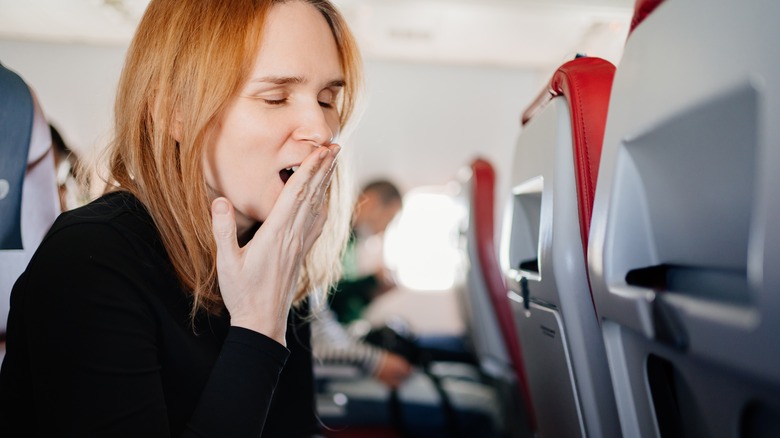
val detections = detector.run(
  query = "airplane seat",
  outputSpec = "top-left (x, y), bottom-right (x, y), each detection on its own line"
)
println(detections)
top-left (319, 365), bottom-right (503, 438)
top-left (455, 157), bottom-right (536, 437)
top-left (315, 269), bottom-right (505, 436)
top-left (587, 0), bottom-right (780, 436)
top-left (1, 63), bottom-right (60, 363)
top-left (500, 56), bottom-right (620, 437)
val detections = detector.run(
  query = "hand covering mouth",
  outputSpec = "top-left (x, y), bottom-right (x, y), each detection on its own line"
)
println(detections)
top-left (279, 166), bottom-right (299, 184)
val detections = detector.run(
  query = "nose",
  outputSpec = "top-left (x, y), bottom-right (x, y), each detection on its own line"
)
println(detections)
top-left (293, 100), bottom-right (335, 147)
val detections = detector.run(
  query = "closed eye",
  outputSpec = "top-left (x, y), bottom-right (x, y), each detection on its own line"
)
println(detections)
top-left (318, 88), bottom-right (339, 109)
top-left (264, 98), bottom-right (287, 105)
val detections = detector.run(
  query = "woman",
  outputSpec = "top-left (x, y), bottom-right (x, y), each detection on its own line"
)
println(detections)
top-left (0, 0), bottom-right (362, 436)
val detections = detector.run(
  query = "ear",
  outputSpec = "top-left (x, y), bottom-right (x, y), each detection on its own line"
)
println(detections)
top-left (356, 191), bottom-right (375, 214)
top-left (152, 93), bottom-right (184, 143)
top-left (171, 109), bottom-right (184, 142)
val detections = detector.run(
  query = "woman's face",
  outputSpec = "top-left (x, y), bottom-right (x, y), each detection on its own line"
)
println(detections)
top-left (203, 1), bottom-right (343, 238)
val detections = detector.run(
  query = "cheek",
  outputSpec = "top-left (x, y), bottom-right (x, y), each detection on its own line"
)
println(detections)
top-left (201, 122), bottom-right (247, 195)
top-left (201, 136), bottom-right (221, 191)
top-left (327, 112), bottom-right (341, 140)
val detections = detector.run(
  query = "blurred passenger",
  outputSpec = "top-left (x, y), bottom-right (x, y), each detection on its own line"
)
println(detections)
top-left (0, 0), bottom-right (362, 436)
top-left (330, 179), bottom-right (403, 324)
top-left (311, 293), bottom-right (412, 389)
top-left (311, 179), bottom-right (411, 395)
top-left (0, 63), bottom-right (60, 362)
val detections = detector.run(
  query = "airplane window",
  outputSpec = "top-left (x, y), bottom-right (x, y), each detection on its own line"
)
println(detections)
top-left (383, 184), bottom-right (466, 291)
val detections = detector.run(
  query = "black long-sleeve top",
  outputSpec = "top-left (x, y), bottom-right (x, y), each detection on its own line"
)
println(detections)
top-left (0, 191), bottom-right (321, 437)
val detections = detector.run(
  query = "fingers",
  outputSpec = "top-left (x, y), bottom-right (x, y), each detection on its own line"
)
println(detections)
top-left (288, 144), bottom-right (340, 232)
top-left (245, 143), bottom-right (339, 267)
top-left (304, 144), bottom-right (341, 206)
top-left (312, 144), bottom-right (340, 205)
top-left (211, 197), bottom-right (239, 267)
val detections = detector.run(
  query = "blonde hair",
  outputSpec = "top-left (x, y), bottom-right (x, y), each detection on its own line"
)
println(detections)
top-left (104, 0), bottom-right (362, 319)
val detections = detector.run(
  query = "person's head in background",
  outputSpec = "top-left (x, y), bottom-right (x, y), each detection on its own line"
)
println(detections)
top-left (50, 124), bottom-right (85, 211)
top-left (353, 179), bottom-right (402, 238)
top-left (104, 0), bottom-right (363, 316)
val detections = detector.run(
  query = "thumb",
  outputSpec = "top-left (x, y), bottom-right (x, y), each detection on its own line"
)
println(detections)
top-left (211, 197), bottom-right (239, 265)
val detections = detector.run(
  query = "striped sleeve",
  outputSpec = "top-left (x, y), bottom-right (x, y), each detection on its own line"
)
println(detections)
top-left (310, 305), bottom-right (383, 375)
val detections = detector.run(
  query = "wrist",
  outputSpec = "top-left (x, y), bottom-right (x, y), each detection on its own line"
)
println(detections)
top-left (230, 316), bottom-right (288, 346)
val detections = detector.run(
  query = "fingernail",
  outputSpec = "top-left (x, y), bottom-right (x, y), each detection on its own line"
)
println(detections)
top-left (319, 149), bottom-right (330, 159)
top-left (333, 145), bottom-right (342, 155)
top-left (213, 198), bottom-right (229, 215)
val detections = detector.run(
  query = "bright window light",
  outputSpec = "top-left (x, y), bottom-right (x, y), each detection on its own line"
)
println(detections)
top-left (384, 184), bottom-right (467, 291)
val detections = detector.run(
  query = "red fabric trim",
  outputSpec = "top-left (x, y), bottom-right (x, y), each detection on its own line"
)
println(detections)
top-left (629, 0), bottom-right (665, 36)
top-left (470, 158), bottom-right (537, 430)
top-left (521, 86), bottom-right (554, 126)
top-left (517, 57), bottom-right (614, 312)
top-left (549, 57), bottom-right (615, 262)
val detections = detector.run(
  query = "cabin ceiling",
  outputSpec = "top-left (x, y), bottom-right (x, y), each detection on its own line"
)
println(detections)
top-left (0, 0), bottom-right (634, 69)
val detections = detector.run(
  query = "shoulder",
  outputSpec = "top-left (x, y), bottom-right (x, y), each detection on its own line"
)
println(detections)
top-left (26, 191), bottom-right (170, 284)
top-left (52, 190), bottom-right (154, 233)
top-left (15, 191), bottom-right (179, 320)
top-left (46, 191), bottom-right (161, 253)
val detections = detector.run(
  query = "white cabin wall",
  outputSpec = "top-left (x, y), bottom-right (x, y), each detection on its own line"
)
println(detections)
top-left (344, 59), bottom-right (541, 207)
top-left (0, 40), bottom-right (127, 159)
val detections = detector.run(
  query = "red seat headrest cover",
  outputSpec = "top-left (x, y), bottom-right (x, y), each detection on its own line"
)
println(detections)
top-left (520, 57), bottom-right (615, 259)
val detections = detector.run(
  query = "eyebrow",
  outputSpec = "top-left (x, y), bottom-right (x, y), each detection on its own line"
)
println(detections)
top-left (252, 75), bottom-right (345, 88)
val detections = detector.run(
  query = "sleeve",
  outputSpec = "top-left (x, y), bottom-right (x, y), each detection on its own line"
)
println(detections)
top-left (310, 305), bottom-right (382, 375)
top-left (184, 327), bottom-right (289, 437)
top-left (260, 305), bottom-right (321, 437)
top-left (20, 222), bottom-right (290, 437)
